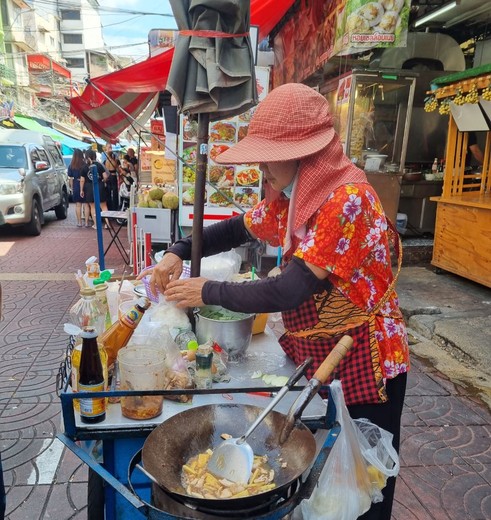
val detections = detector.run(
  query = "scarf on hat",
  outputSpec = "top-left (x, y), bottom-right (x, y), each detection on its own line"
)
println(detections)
top-left (270, 134), bottom-right (369, 255)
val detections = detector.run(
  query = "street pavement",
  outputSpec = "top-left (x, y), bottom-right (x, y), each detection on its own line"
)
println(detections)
top-left (0, 208), bottom-right (490, 519)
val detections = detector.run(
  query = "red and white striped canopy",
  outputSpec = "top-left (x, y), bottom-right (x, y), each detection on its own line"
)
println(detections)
top-left (69, 0), bottom-right (295, 142)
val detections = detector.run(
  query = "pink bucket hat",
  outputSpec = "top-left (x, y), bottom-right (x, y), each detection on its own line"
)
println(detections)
top-left (214, 83), bottom-right (335, 164)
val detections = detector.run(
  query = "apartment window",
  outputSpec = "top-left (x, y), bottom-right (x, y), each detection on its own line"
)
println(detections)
top-left (63, 33), bottom-right (83, 45)
top-left (66, 57), bottom-right (85, 68)
top-left (0, 2), bottom-right (9, 26)
top-left (61, 10), bottom-right (81, 21)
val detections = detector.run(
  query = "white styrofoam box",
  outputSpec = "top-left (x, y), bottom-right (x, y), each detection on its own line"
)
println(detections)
top-left (134, 208), bottom-right (172, 243)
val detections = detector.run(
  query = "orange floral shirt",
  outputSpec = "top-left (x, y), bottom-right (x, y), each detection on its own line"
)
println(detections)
top-left (245, 184), bottom-right (410, 380)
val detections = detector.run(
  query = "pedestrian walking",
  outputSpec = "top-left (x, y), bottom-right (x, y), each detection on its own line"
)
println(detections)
top-left (143, 83), bottom-right (410, 520)
top-left (67, 149), bottom-right (91, 227)
top-left (103, 144), bottom-right (120, 211)
top-left (83, 150), bottom-right (109, 230)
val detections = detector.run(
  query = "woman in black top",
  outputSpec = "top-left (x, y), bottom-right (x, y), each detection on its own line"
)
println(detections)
top-left (103, 144), bottom-right (121, 211)
top-left (67, 149), bottom-right (90, 227)
top-left (83, 150), bottom-right (109, 230)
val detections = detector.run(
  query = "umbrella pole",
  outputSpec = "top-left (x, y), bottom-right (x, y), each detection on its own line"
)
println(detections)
top-left (190, 113), bottom-right (210, 278)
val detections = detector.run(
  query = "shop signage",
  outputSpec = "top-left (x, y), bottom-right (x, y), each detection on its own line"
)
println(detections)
top-left (273, 0), bottom-right (410, 87)
top-left (178, 66), bottom-right (270, 227)
top-left (335, 0), bottom-right (411, 56)
top-left (148, 29), bottom-right (177, 57)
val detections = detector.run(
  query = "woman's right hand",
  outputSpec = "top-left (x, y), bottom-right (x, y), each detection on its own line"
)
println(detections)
top-left (137, 252), bottom-right (183, 296)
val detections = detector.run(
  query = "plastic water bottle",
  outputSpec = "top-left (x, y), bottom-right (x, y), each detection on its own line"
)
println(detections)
top-left (170, 327), bottom-right (199, 351)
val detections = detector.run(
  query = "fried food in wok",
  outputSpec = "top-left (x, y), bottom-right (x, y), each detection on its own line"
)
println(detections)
top-left (182, 449), bottom-right (275, 499)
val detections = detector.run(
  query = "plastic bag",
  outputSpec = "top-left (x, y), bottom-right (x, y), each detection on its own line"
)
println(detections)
top-left (162, 338), bottom-right (194, 403)
top-left (199, 250), bottom-right (242, 281)
top-left (354, 418), bottom-right (400, 499)
top-left (301, 380), bottom-right (373, 520)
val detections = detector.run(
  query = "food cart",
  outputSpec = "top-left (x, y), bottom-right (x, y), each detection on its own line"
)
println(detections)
top-left (322, 69), bottom-right (417, 223)
top-left (57, 330), bottom-right (340, 520)
top-left (427, 66), bottom-right (491, 288)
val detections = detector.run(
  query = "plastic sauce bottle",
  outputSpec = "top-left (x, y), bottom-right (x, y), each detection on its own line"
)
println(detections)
top-left (195, 344), bottom-right (213, 389)
top-left (93, 282), bottom-right (112, 331)
top-left (69, 287), bottom-right (105, 336)
top-left (432, 158), bottom-right (438, 174)
top-left (99, 297), bottom-right (151, 367)
top-left (78, 328), bottom-right (106, 424)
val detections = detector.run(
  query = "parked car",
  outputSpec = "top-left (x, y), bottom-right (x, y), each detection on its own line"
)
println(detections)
top-left (0, 130), bottom-right (69, 235)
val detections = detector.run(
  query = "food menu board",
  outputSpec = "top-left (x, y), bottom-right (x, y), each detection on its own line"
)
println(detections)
top-left (178, 66), bottom-right (270, 228)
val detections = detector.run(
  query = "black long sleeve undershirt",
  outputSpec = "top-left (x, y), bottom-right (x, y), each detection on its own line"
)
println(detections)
top-left (166, 215), bottom-right (253, 260)
top-left (202, 256), bottom-right (332, 313)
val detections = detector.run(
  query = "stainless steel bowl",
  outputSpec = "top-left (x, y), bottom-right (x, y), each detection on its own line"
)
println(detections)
top-left (195, 305), bottom-right (255, 359)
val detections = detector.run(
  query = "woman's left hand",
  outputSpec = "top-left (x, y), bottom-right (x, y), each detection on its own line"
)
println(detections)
top-left (164, 277), bottom-right (209, 308)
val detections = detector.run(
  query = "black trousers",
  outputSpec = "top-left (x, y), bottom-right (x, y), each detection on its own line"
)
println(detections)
top-left (105, 174), bottom-right (119, 211)
top-left (347, 372), bottom-right (407, 520)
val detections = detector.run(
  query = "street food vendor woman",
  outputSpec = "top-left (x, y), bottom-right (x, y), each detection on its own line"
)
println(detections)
top-left (143, 83), bottom-right (409, 520)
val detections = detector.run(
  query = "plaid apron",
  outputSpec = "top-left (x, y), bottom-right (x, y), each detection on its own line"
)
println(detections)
top-left (279, 223), bottom-right (403, 406)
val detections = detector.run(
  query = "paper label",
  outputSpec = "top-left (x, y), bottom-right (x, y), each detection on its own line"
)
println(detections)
top-left (78, 382), bottom-right (105, 417)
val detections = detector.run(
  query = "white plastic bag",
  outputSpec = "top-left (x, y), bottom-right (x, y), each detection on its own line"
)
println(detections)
top-left (301, 380), bottom-right (373, 520)
top-left (200, 250), bottom-right (242, 281)
top-left (354, 418), bottom-right (400, 500)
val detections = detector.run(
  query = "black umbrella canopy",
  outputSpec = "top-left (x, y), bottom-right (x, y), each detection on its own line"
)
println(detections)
top-left (167, 0), bottom-right (258, 120)
top-left (167, 0), bottom-right (258, 279)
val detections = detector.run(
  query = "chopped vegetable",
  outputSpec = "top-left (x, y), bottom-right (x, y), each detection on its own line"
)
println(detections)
top-left (261, 374), bottom-right (290, 386)
top-left (251, 370), bottom-right (263, 379)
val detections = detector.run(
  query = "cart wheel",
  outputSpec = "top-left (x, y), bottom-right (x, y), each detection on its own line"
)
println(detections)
top-left (434, 267), bottom-right (444, 275)
top-left (88, 468), bottom-right (105, 520)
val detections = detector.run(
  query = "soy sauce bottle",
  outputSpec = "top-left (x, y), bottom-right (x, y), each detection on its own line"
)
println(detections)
top-left (79, 327), bottom-right (106, 424)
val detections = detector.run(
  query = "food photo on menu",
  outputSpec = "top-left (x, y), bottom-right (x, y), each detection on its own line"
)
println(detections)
top-left (234, 187), bottom-right (259, 208)
top-left (209, 144), bottom-right (231, 163)
top-left (182, 144), bottom-right (197, 164)
top-left (235, 166), bottom-right (261, 187)
top-left (209, 121), bottom-right (237, 143)
top-left (208, 165), bottom-right (235, 188)
top-left (208, 188), bottom-right (234, 207)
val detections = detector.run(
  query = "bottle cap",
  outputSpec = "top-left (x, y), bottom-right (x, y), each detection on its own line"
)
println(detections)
top-left (135, 297), bottom-right (151, 310)
top-left (80, 327), bottom-right (98, 339)
top-left (93, 270), bottom-right (111, 285)
top-left (80, 287), bottom-right (96, 297)
top-left (187, 340), bottom-right (199, 351)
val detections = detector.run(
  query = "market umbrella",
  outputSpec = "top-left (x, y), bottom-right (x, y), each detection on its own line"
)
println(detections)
top-left (166, 0), bottom-right (258, 277)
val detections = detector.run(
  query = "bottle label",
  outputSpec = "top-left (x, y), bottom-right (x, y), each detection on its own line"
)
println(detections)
top-left (78, 382), bottom-right (105, 417)
top-left (121, 308), bottom-right (143, 328)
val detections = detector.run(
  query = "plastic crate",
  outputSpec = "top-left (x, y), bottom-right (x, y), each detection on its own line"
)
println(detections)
top-left (134, 208), bottom-right (172, 243)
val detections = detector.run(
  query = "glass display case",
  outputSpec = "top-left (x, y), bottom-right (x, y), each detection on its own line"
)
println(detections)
top-left (323, 70), bottom-right (417, 172)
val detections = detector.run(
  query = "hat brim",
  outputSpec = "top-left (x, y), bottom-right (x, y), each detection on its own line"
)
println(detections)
top-left (214, 127), bottom-right (335, 164)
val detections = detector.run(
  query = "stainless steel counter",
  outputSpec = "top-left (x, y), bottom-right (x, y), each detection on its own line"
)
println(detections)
top-left (69, 327), bottom-right (328, 431)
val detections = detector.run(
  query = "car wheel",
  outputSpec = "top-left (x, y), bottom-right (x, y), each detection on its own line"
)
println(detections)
top-left (55, 190), bottom-right (69, 220)
top-left (25, 199), bottom-right (42, 236)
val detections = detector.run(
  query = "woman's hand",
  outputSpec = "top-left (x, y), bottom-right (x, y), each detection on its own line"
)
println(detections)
top-left (80, 190), bottom-right (84, 198)
top-left (138, 252), bottom-right (183, 296)
top-left (164, 278), bottom-right (208, 308)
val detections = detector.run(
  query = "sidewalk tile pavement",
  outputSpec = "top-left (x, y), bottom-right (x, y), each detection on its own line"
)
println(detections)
top-left (0, 211), bottom-right (489, 519)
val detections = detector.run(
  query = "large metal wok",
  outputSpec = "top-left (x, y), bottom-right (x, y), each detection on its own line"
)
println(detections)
top-left (141, 336), bottom-right (353, 512)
